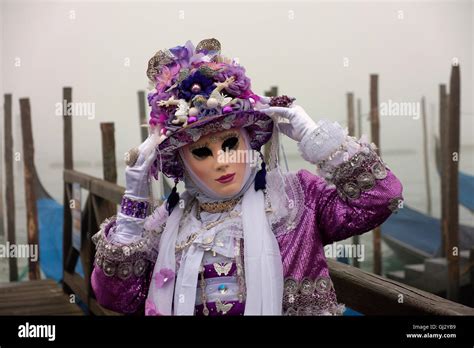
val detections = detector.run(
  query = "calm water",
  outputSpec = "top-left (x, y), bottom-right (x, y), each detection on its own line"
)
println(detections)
top-left (1, 147), bottom-right (473, 282)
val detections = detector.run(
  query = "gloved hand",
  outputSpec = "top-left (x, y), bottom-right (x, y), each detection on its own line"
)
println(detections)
top-left (257, 99), bottom-right (352, 167)
top-left (110, 133), bottom-right (160, 244)
top-left (259, 103), bottom-right (318, 143)
top-left (124, 133), bottom-right (160, 200)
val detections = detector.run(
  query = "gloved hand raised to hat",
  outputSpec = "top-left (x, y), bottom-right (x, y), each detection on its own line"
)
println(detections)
top-left (258, 100), bottom-right (358, 168)
top-left (109, 133), bottom-right (160, 245)
top-left (123, 132), bottom-right (160, 200)
top-left (259, 103), bottom-right (319, 143)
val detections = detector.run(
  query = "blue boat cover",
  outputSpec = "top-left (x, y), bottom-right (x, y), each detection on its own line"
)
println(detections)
top-left (459, 171), bottom-right (474, 212)
top-left (38, 198), bottom-right (84, 282)
top-left (382, 204), bottom-right (474, 257)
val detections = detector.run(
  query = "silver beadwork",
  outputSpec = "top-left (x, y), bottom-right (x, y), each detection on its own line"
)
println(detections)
top-left (357, 172), bottom-right (376, 191)
top-left (315, 276), bottom-right (331, 293)
top-left (371, 161), bottom-right (387, 179)
top-left (103, 261), bottom-right (116, 277)
top-left (283, 276), bottom-right (342, 316)
top-left (92, 215), bottom-right (163, 278)
top-left (388, 197), bottom-right (404, 213)
top-left (284, 278), bottom-right (299, 294)
top-left (342, 182), bottom-right (361, 200)
top-left (134, 259), bottom-right (147, 277)
top-left (300, 278), bottom-right (314, 296)
top-left (117, 262), bottom-right (133, 280)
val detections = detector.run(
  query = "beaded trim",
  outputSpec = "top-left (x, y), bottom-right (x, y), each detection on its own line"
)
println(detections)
top-left (388, 197), bottom-right (404, 213)
top-left (328, 147), bottom-right (388, 201)
top-left (92, 216), bottom-right (163, 279)
top-left (198, 195), bottom-right (242, 214)
top-left (121, 196), bottom-right (149, 219)
top-left (282, 276), bottom-right (345, 316)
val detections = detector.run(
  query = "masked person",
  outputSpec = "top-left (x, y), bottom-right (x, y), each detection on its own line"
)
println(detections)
top-left (91, 38), bottom-right (403, 316)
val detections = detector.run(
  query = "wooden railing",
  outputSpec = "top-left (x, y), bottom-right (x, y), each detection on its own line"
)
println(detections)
top-left (329, 259), bottom-right (474, 315)
top-left (62, 169), bottom-right (474, 316)
top-left (62, 169), bottom-right (123, 315)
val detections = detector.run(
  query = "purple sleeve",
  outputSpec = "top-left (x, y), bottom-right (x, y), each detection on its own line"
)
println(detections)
top-left (297, 151), bottom-right (403, 246)
top-left (91, 263), bottom-right (152, 315)
top-left (91, 217), bottom-right (158, 314)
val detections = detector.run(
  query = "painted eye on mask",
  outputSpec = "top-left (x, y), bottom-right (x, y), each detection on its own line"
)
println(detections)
top-left (222, 137), bottom-right (239, 152)
top-left (191, 147), bottom-right (213, 159)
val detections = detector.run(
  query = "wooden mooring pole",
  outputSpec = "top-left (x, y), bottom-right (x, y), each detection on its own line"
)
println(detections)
top-left (100, 123), bottom-right (117, 184)
top-left (470, 247), bottom-right (474, 306)
top-left (357, 98), bottom-right (362, 138)
top-left (62, 87), bottom-right (74, 293)
top-left (439, 84), bottom-right (449, 257)
top-left (0, 104), bottom-right (5, 240)
top-left (19, 98), bottom-right (40, 280)
top-left (347, 92), bottom-right (359, 268)
top-left (444, 64), bottom-right (460, 301)
top-left (370, 74), bottom-right (382, 275)
top-left (137, 91), bottom-right (148, 142)
top-left (421, 96), bottom-right (432, 216)
top-left (3, 94), bottom-right (18, 281)
top-left (96, 123), bottom-right (118, 221)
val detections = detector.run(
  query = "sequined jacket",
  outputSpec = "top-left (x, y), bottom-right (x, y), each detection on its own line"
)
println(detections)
top-left (91, 124), bottom-right (404, 315)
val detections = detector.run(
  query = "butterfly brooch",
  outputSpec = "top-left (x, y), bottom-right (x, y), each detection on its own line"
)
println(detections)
top-left (213, 262), bottom-right (232, 276)
top-left (216, 299), bottom-right (233, 315)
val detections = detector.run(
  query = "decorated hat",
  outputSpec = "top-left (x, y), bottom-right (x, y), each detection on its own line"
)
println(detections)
top-left (146, 38), bottom-right (276, 181)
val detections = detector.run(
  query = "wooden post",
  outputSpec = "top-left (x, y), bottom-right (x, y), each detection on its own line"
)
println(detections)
top-left (19, 98), bottom-right (40, 280)
top-left (347, 93), bottom-right (359, 268)
top-left (100, 123), bottom-right (117, 184)
top-left (357, 98), bottom-right (362, 139)
top-left (421, 97), bottom-right (432, 215)
top-left (470, 247), bottom-right (474, 306)
top-left (0, 103), bottom-right (4, 239)
top-left (62, 87), bottom-right (73, 292)
top-left (97, 123), bottom-right (118, 220)
top-left (137, 91), bottom-right (148, 142)
top-left (439, 85), bottom-right (448, 257)
top-left (444, 65), bottom-right (460, 301)
top-left (263, 86), bottom-right (278, 166)
top-left (370, 74), bottom-right (382, 275)
top-left (4, 94), bottom-right (18, 281)
top-left (346, 93), bottom-right (355, 135)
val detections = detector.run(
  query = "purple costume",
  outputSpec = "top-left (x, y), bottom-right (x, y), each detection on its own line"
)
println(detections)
top-left (91, 142), bottom-right (403, 315)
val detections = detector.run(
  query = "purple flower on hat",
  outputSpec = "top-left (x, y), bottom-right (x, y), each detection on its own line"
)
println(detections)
top-left (155, 63), bottom-right (181, 93)
top-left (215, 65), bottom-right (251, 97)
top-left (148, 90), bottom-right (175, 127)
top-left (170, 40), bottom-right (212, 69)
top-left (178, 70), bottom-right (214, 101)
top-left (154, 268), bottom-right (175, 288)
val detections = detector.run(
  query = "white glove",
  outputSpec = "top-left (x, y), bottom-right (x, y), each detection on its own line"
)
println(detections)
top-left (124, 133), bottom-right (160, 200)
top-left (260, 104), bottom-right (318, 142)
top-left (258, 101), bottom-right (356, 168)
top-left (110, 133), bottom-right (160, 244)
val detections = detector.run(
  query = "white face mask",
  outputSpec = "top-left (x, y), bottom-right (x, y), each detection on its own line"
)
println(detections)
top-left (178, 128), bottom-right (259, 203)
